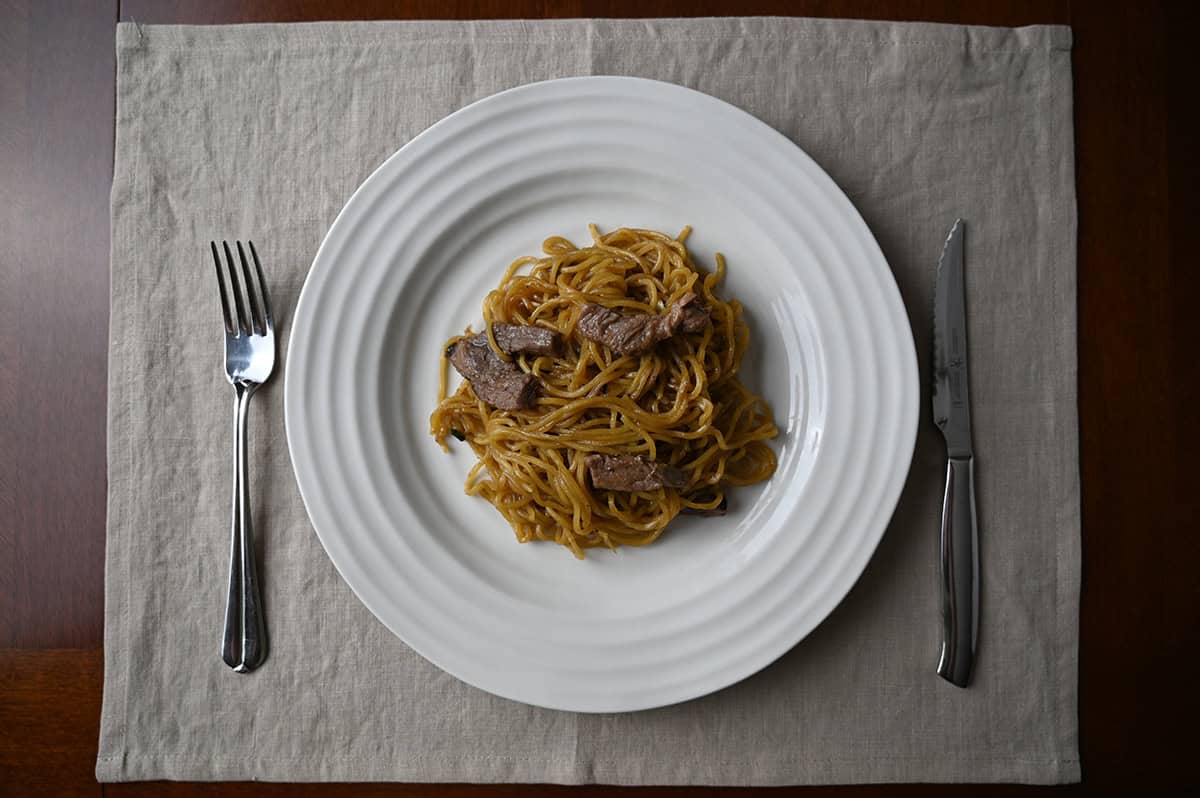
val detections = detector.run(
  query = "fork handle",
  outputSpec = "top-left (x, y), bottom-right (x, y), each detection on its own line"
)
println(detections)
top-left (222, 382), bottom-right (268, 673)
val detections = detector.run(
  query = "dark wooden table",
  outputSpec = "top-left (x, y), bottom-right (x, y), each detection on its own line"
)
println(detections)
top-left (2, 0), bottom-right (1196, 795)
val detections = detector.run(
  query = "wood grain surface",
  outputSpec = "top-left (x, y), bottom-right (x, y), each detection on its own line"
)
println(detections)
top-left (1, 0), bottom-right (1196, 795)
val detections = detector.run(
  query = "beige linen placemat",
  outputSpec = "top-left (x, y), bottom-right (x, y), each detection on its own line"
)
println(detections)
top-left (98, 18), bottom-right (1079, 784)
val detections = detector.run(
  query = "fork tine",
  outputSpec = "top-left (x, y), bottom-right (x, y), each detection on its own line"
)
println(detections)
top-left (246, 240), bottom-right (273, 332)
top-left (222, 240), bottom-right (250, 336)
top-left (210, 241), bottom-right (234, 334)
top-left (236, 241), bottom-right (264, 335)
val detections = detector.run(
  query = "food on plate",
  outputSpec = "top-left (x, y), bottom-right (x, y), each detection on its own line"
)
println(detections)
top-left (430, 225), bottom-right (777, 557)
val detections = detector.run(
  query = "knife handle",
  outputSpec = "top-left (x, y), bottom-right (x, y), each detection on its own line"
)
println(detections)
top-left (937, 455), bottom-right (978, 687)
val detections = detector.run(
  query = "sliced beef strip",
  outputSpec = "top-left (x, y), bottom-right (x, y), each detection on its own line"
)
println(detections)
top-left (490, 323), bottom-right (562, 356)
top-left (576, 303), bottom-right (659, 356)
top-left (448, 335), bottom-right (539, 410)
top-left (679, 303), bottom-right (711, 334)
top-left (577, 292), bottom-right (711, 355)
top-left (585, 453), bottom-right (689, 492)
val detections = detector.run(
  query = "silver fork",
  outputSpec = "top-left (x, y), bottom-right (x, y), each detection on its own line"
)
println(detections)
top-left (210, 240), bottom-right (274, 673)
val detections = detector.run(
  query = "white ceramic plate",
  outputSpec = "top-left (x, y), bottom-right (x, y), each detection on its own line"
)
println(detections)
top-left (285, 76), bottom-right (918, 712)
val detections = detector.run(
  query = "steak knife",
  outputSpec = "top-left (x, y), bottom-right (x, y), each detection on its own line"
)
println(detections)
top-left (932, 219), bottom-right (978, 687)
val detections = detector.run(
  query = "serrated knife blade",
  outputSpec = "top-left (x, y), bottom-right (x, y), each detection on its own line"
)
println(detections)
top-left (932, 218), bottom-right (978, 688)
top-left (933, 219), bottom-right (973, 458)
